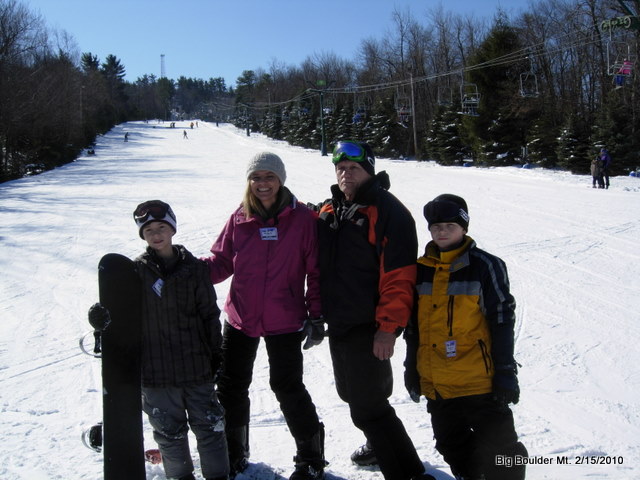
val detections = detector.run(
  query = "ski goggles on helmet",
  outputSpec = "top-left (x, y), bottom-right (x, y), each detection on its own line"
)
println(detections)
top-left (133, 200), bottom-right (177, 227)
top-left (332, 141), bottom-right (367, 164)
top-left (423, 200), bottom-right (469, 227)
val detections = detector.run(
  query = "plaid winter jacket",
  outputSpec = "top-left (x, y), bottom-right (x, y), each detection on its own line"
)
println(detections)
top-left (136, 245), bottom-right (221, 388)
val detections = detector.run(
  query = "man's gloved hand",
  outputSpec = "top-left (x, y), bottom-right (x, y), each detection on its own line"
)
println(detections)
top-left (88, 303), bottom-right (111, 331)
top-left (493, 364), bottom-right (520, 406)
top-left (302, 317), bottom-right (325, 350)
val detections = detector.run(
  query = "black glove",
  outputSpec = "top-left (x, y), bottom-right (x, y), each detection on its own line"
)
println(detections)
top-left (302, 317), bottom-right (325, 350)
top-left (211, 352), bottom-right (222, 384)
top-left (404, 371), bottom-right (421, 403)
top-left (403, 357), bottom-right (421, 403)
top-left (493, 364), bottom-right (520, 406)
top-left (88, 303), bottom-right (111, 331)
top-left (403, 317), bottom-right (421, 403)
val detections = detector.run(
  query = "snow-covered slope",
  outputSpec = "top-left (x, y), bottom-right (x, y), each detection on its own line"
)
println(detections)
top-left (1, 121), bottom-right (639, 479)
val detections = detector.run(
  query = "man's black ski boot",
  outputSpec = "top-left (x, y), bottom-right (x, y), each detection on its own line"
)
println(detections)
top-left (350, 440), bottom-right (378, 466)
top-left (290, 423), bottom-right (328, 480)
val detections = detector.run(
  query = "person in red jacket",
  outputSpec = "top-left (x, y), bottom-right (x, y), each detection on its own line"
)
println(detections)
top-left (314, 141), bottom-right (431, 480)
top-left (203, 152), bottom-right (326, 480)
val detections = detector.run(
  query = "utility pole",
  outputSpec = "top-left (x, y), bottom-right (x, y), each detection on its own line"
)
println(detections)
top-left (308, 79), bottom-right (334, 156)
top-left (409, 70), bottom-right (419, 158)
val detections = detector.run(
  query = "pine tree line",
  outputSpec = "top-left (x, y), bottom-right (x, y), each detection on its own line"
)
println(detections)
top-left (230, 3), bottom-right (639, 175)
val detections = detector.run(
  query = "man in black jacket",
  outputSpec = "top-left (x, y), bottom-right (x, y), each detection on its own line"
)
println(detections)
top-left (314, 141), bottom-right (431, 480)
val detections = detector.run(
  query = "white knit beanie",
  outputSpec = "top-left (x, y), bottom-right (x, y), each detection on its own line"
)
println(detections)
top-left (246, 152), bottom-right (286, 185)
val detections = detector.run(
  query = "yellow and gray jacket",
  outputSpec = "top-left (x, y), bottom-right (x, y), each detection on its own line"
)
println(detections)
top-left (406, 236), bottom-right (516, 400)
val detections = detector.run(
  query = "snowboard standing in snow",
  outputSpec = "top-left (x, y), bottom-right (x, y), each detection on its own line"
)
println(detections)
top-left (95, 253), bottom-right (145, 480)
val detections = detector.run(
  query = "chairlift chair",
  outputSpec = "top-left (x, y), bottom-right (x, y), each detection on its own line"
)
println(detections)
top-left (352, 94), bottom-right (370, 123)
top-left (395, 89), bottom-right (413, 123)
top-left (607, 40), bottom-right (633, 76)
top-left (323, 96), bottom-right (335, 115)
top-left (460, 83), bottom-right (480, 117)
top-left (397, 107), bottom-right (411, 124)
top-left (519, 71), bottom-right (540, 98)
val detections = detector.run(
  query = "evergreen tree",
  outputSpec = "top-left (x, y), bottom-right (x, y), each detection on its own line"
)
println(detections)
top-left (526, 112), bottom-right (560, 168)
top-left (365, 98), bottom-right (397, 157)
top-left (425, 106), bottom-right (471, 165)
top-left (592, 90), bottom-right (635, 175)
top-left (100, 54), bottom-right (128, 123)
top-left (556, 117), bottom-right (591, 174)
top-left (81, 52), bottom-right (100, 73)
top-left (465, 12), bottom-right (529, 165)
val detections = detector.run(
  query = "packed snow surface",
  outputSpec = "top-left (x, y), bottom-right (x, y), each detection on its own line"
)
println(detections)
top-left (1, 121), bottom-right (639, 479)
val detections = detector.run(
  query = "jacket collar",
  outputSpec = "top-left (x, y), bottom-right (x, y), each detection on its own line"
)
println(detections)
top-left (418, 236), bottom-right (475, 271)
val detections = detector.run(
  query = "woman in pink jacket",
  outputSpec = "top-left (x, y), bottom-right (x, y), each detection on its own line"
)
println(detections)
top-left (203, 152), bottom-right (326, 480)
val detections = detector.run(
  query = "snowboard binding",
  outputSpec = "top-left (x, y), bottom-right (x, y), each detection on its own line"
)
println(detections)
top-left (79, 302), bottom-right (113, 357)
top-left (79, 330), bottom-right (102, 357)
top-left (82, 422), bottom-right (103, 452)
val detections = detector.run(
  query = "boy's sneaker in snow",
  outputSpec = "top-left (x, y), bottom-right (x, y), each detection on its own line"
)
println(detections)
top-left (350, 442), bottom-right (378, 466)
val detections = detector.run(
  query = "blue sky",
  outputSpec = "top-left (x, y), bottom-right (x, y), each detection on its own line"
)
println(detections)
top-left (25, 0), bottom-right (531, 87)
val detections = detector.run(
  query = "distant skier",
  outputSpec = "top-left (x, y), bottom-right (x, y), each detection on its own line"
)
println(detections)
top-left (598, 148), bottom-right (611, 189)
top-left (183, 130), bottom-right (188, 139)
top-left (124, 132), bottom-right (129, 142)
top-left (591, 155), bottom-right (604, 188)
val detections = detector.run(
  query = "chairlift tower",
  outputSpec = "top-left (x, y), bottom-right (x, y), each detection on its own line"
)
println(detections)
top-left (160, 54), bottom-right (166, 79)
top-left (600, 1), bottom-right (639, 82)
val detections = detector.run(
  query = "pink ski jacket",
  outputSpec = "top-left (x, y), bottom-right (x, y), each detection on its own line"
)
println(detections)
top-left (204, 196), bottom-right (321, 337)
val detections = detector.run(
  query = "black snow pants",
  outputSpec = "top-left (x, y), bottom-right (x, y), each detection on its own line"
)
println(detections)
top-left (216, 322), bottom-right (321, 441)
top-left (329, 324), bottom-right (424, 480)
top-left (427, 393), bottom-right (527, 480)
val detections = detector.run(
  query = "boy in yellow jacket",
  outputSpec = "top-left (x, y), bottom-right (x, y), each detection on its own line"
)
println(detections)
top-left (404, 194), bottom-right (527, 480)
